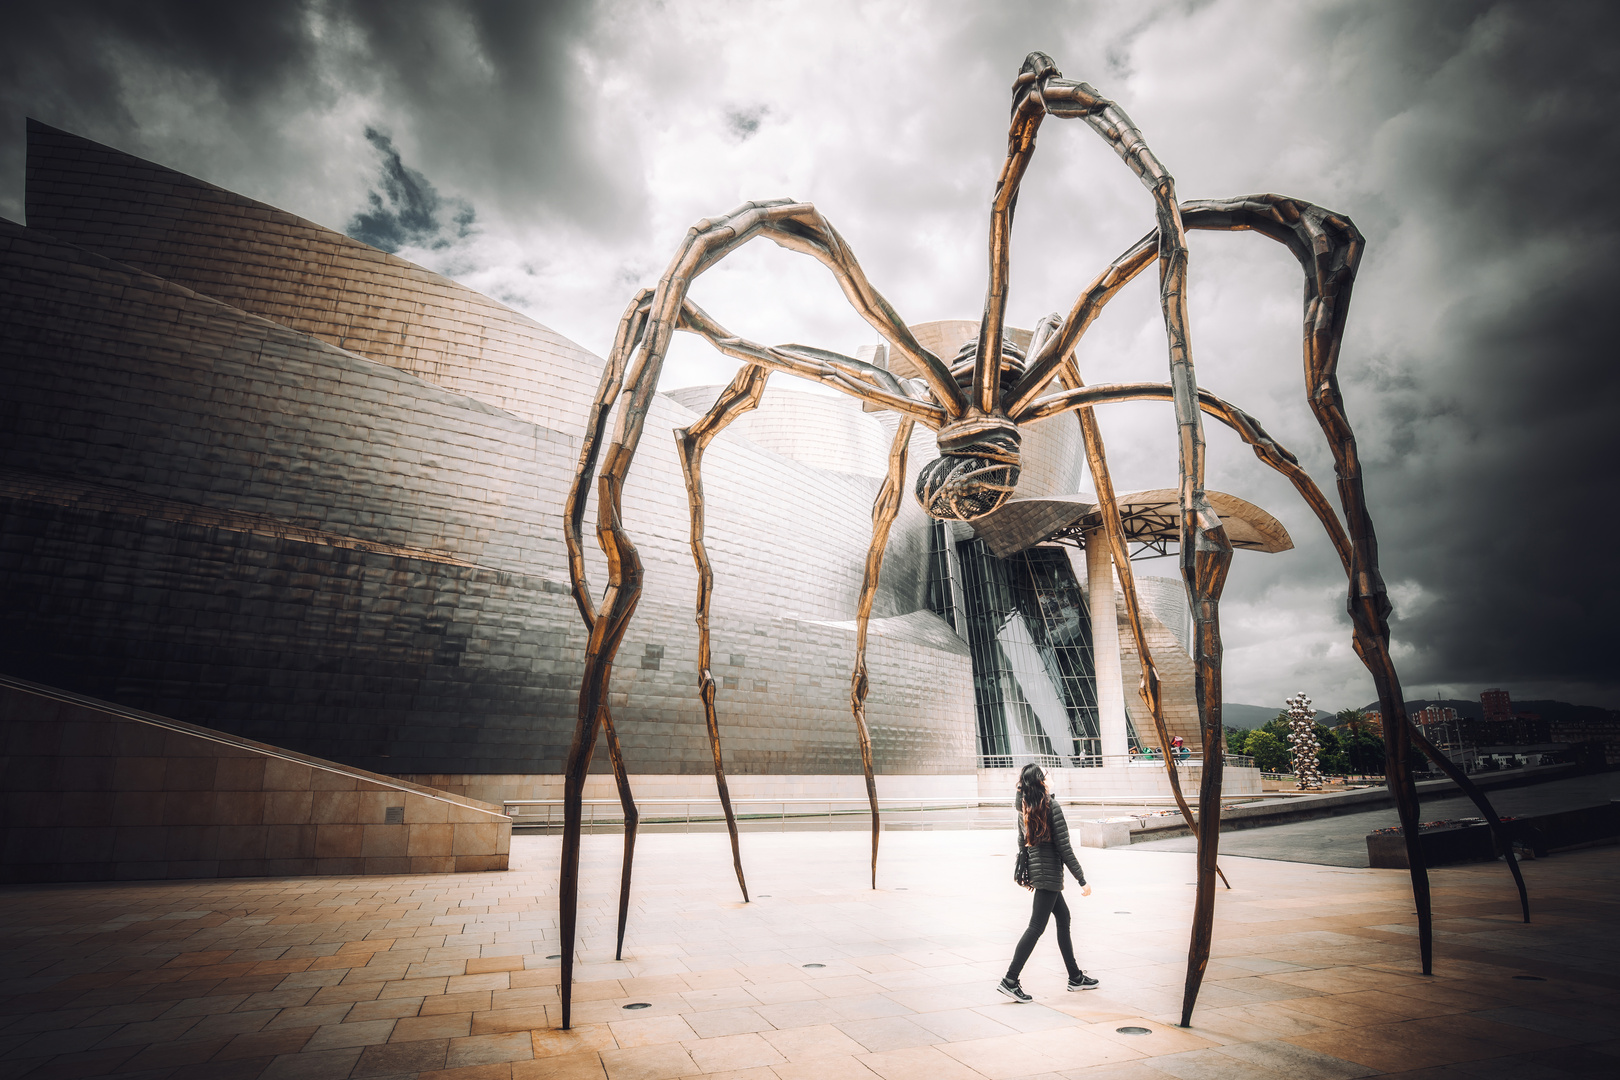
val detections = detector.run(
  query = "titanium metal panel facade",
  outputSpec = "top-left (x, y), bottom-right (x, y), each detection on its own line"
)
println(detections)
top-left (0, 126), bottom-right (975, 778)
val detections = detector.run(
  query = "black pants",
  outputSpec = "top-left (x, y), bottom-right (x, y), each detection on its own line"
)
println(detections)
top-left (1006, 888), bottom-right (1080, 982)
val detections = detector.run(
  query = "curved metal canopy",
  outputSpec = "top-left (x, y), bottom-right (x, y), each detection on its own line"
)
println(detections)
top-left (970, 488), bottom-right (1292, 559)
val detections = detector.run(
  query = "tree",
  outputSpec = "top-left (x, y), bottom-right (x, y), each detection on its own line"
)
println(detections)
top-left (1260, 713), bottom-right (1291, 741)
top-left (1243, 729), bottom-right (1290, 772)
top-left (1340, 729), bottom-right (1385, 776)
top-left (1224, 726), bottom-right (1248, 755)
top-left (1315, 723), bottom-right (1349, 775)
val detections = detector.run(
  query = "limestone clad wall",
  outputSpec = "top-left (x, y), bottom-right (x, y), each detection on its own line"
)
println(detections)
top-left (0, 676), bottom-right (510, 883)
top-left (1118, 607), bottom-right (1204, 749)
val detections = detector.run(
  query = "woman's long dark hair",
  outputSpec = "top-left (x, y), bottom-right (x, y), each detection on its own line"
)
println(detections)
top-left (1018, 763), bottom-right (1051, 845)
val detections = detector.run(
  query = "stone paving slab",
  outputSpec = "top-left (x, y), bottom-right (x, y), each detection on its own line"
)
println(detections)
top-left (0, 829), bottom-right (1615, 1078)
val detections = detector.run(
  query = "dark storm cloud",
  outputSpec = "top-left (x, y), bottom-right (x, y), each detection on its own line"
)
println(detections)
top-left (348, 128), bottom-right (475, 252)
top-left (1, 0), bottom-right (1614, 710)
top-left (1302, 1), bottom-right (1620, 704)
top-left (0, 0), bottom-right (634, 231)
top-left (332, 0), bottom-right (637, 231)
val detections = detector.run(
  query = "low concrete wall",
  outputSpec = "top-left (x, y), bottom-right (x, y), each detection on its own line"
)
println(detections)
top-left (1076, 763), bottom-right (1588, 847)
top-left (399, 766), bottom-right (1264, 807)
top-left (977, 765), bottom-right (1263, 801)
top-left (396, 772), bottom-right (983, 805)
top-left (0, 676), bottom-right (510, 883)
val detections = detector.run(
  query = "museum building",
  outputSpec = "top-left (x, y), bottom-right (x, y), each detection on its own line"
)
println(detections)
top-left (1, 121), bottom-right (1286, 825)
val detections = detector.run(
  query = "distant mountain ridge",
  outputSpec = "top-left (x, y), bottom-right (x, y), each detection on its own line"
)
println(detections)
top-left (1197, 698), bottom-right (1615, 732)
top-left (1221, 702), bottom-right (1333, 730)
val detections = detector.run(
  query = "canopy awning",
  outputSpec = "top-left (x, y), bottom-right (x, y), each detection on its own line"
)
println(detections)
top-left (970, 488), bottom-right (1292, 559)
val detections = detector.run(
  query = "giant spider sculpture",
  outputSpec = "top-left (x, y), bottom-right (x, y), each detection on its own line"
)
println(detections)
top-left (559, 52), bottom-right (1526, 1030)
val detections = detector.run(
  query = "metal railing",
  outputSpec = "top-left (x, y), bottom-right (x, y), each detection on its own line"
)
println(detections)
top-left (977, 753), bottom-right (1255, 770)
top-left (501, 797), bottom-right (988, 828)
top-left (502, 791), bottom-right (1242, 829)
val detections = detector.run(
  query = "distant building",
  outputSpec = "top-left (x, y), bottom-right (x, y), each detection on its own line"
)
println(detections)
top-left (1548, 714), bottom-right (1620, 766)
top-left (1481, 688), bottom-right (1513, 723)
top-left (1465, 714), bottom-right (1550, 748)
top-left (1414, 704), bottom-right (1458, 730)
top-left (1413, 705), bottom-right (1473, 771)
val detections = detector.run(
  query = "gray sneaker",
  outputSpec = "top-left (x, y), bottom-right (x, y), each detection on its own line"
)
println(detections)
top-left (997, 977), bottom-right (1033, 1002)
top-left (1067, 972), bottom-right (1100, 991)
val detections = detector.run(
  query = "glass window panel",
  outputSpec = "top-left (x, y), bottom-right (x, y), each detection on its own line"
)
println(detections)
top-left (954, 539), bottom-right (1103, 768)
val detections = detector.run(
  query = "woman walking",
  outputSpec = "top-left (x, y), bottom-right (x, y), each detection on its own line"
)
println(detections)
top-left (999, 764), bottom-right (1098, 1001)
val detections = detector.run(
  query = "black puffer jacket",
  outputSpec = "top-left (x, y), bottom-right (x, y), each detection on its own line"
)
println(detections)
top-left (1016, 793), bottom-right (1086, 891)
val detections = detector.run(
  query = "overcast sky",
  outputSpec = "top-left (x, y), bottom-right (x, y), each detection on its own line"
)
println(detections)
top-left (3, 0), bottom-right (1617, 712)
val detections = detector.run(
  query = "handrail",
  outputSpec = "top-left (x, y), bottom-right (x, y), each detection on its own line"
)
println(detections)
top-left (977, 753), bottom-right (1256, 769)
top-left (501, 792), bottom-right (1224, 827)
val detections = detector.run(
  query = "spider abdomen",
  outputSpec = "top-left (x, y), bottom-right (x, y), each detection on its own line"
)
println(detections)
top-left (915, 336), bottom-right (1029, 521)
top-left (916, 415), bottom-right (1022, 521)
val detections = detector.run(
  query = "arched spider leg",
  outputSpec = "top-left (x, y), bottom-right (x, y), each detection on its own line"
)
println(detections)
top-left (1028, 316), bottom-right (1232, 892)
top-left (560, 202), bottom-right (943, 1027)
top-left (1183, 196), bottom-right (1432, 969)
top-left (678, 301), bottom-right (942, 427)
top-left (676, 302), bottom-right (930, 888)
top-left (744, 221), bottom-right (962, 417)
top-left (972, 54), bottom-right (1059, 412)
top-left (1193, 388), bottom-right (1526, 923)
top-left (1008, 238), bottom-right (1157, 418)
top-left (1028, 372), bottom-right (1529, 927)
top-left (562, 288), bottom-right (652, 971)
top-left (1019, 191), bottom-right (1528, 969)
top-left (1010, 52), bottom-right (1233, 1027)
top-left (1171, 202), bottom-right (1441, 956)
top-left (674, 363), bottom-right (773, 906)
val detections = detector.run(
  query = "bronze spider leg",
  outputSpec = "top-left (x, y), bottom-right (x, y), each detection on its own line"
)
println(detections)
top-left (851, 417), bottom-right (916, 888)
top-left (560, 204), bottom-right (946, 1028)
top-left (1030, 317), bottom-right (1233, 895)
top-left (1022, 191), bottom-right (1529, 958)
top-left (998, 53), bottom-right (1234, 1026)
top-left (562, 288), bottom-right (654, 977)
top-left (674, 362), bottom-right (773, 906)
top-left (1179, 197), bottom-right (1436, 968)
top-left (597, 709), bottom-right (639, 961)
top-left (675, 304), bottom-right (928, 889)
top-left (1026, 318), bottom-right (1223, 881)
top-left (677, 303), bottom-right (943, 427)
top-left (1192, 394), bottom-right (1528, 924)
top-left (1029, 376), bottom-right (1528, 929)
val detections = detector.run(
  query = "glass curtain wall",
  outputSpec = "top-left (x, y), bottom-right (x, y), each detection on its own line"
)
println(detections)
top-left (924, 520), bottom-right (960, 635)
top-left (955, 539), bottom-right (1102, 767)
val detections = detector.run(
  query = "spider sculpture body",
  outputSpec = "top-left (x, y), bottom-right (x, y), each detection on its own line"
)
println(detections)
top-left (559, 52), bottom-right (1525, 1030)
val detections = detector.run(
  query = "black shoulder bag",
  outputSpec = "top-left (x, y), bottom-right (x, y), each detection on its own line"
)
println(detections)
top-left (1014, 846), bottom-right (1032, 888)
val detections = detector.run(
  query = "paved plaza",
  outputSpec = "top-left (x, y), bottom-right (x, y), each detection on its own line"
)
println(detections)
top-left (1, 828), bottom-right (1617, 1079)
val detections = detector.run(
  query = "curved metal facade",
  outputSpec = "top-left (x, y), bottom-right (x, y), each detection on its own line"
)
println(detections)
top-left (0, 122), bottom-right (976, 778)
